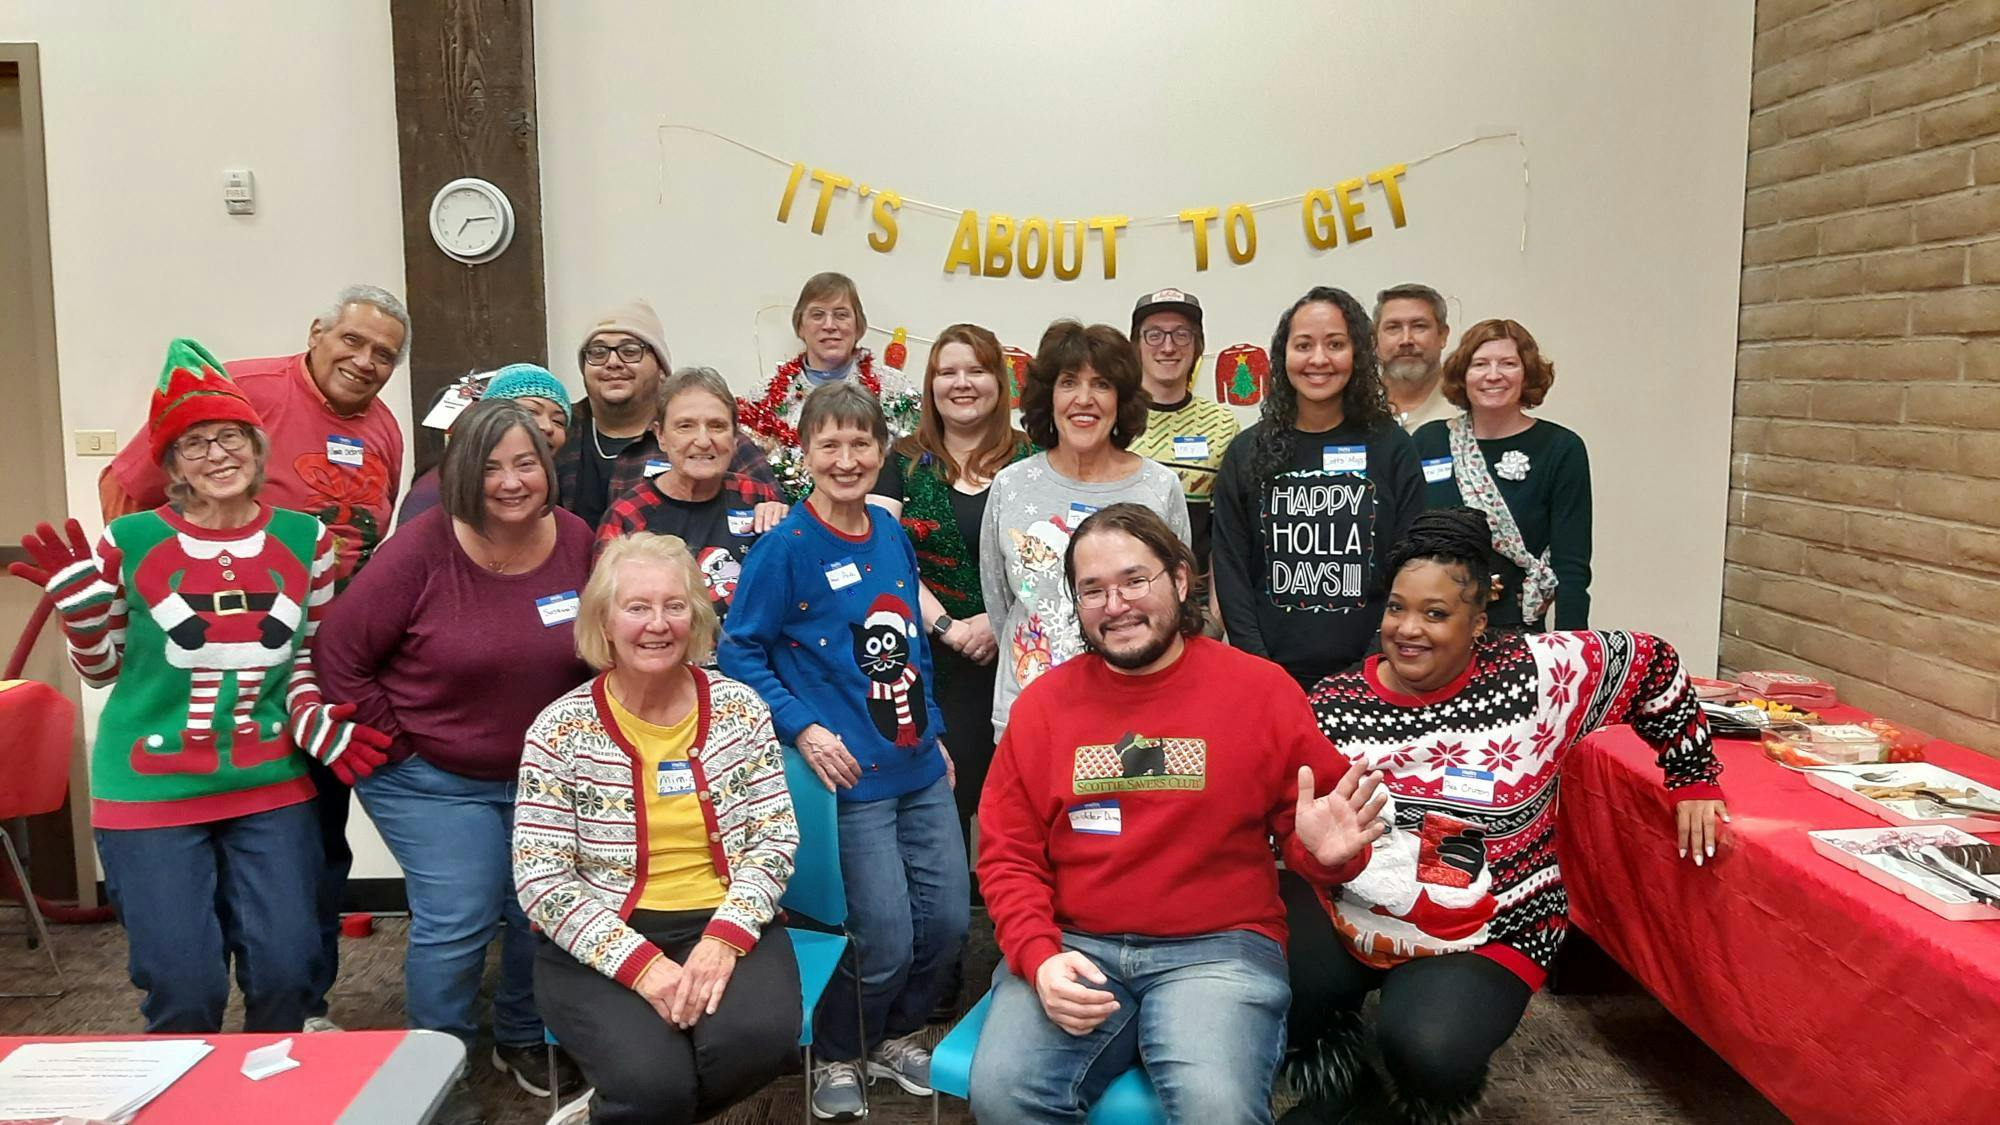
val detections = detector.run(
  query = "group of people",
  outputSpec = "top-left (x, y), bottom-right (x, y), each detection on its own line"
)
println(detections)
top-left (10, 271), bottom-right (1726, 1125)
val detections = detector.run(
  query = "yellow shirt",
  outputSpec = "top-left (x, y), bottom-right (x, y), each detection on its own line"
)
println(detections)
top-left (609, 693), bottom-right (729, 912)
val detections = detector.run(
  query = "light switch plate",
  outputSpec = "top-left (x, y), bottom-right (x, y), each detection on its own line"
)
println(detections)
top-left (75, 429), bottom-right (117, 456)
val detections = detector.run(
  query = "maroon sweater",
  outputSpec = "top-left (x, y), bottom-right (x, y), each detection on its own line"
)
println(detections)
top-left (315, 507), bottom-right (594, 779)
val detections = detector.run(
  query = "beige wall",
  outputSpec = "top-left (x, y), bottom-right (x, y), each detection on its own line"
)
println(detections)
top-left (1726, 0), bottom-right (2000, 754)
top-left (0, 0), bottom-right (411, 875)
top-left (536, 0), bottom-right (1756, 670)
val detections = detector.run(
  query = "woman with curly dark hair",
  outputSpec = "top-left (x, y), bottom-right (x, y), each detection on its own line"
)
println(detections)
top-left (1211, 286), bottom-right (1424, 687)
top-left (978, 320), bottom-right (1189, 736)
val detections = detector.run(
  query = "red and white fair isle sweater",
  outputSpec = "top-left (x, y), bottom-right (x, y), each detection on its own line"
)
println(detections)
top-left (513, 669), bottom-right (798, 986)
top-left (1307, 630), bottom-right (1722, 989)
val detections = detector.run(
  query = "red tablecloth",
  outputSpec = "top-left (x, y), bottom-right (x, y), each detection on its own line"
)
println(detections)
top-left (0, 1031), bottom-right (403, 1123)
top-left (1558, 714), bottom-right (2000, 1125)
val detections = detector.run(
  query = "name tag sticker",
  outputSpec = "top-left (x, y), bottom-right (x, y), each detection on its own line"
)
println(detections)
top-left (1441, 767), bottom-right (1497, 806)
top-left (327, 435), bottom-right (364, 467)
top-left (1422, 457), bottom-right (1454, 484)
top-left (656, 760), bottom-right (696, 796)
top-left (1068, 502), bottom-right (1100, 526)
top-left (1067, 800), bottom-right (1121, 836)
top-left (643, 459), bottom-right (671, 478)
top-left (1172, 435), bottom-right (1209, 461)
top-left (824, 557), bottom-right (862, 591)
top-left (1321, 445), bottom-right (1367, 475)
top-left (726, 508), bottom-right (756, 536)
top-left (535, 591), bottom-right (581, 627)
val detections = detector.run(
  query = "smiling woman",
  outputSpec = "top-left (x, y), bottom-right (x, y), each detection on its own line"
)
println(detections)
top-left (1212, 286), bottom-right (1424, 689)
top-left (979, 320), bottom-right (1190, 738)
top-left (597, 367), bottom-right (785, 626)
top-left (312, 397), bottom-right (596, 1101)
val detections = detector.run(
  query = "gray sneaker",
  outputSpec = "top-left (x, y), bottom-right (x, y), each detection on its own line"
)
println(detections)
top-left (866, 1032), bottom-right (933, 1096)
top-left (811, 1061), bottom-right (867, 1120)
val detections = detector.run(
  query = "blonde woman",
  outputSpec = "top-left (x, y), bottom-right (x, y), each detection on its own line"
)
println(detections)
top-left (516, 533), bottom-right (800, 1125)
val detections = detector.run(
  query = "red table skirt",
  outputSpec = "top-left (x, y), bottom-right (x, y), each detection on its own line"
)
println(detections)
top-left (0, 1031), bottom-right (402, 1123)
top-left (1558, 715), bottom-right (2000, 1125)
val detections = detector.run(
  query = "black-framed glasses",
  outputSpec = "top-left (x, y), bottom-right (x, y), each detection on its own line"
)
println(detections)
top-left (1076, 569), bottom-right (1167, 609)
top-left (174, 428), bottom-right (251, 460)
top-left (583, 342), bottom-right (652, 366)
top-left (1141, 327), bottom-right (1194, 347)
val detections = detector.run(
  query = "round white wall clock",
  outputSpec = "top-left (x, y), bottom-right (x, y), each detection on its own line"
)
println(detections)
top-left (428, 177), bottom-right (515, 264)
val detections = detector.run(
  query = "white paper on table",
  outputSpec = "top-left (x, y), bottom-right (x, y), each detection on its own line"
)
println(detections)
top-left (240, 1037), bottom-right (301, 1081)
top-left (0, 1039), bottom-right (212, 1122)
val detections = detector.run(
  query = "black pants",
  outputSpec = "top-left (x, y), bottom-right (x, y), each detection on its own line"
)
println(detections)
top-left (932, 644), bottom-right (998, 874)
top-left (535, 910), bottom-right (800, 1124)
top-left (1281, 873), bottom-right (1531, 1119)
top-left (304, 756), bottom-right (353, 1016)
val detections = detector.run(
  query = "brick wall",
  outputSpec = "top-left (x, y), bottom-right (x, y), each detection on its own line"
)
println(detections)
top-left (1728, 0), bottom-right (2000, 753)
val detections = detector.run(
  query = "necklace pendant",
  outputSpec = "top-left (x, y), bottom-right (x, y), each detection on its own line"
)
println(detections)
top-left (1496, 450), bottom-right (1531, 481)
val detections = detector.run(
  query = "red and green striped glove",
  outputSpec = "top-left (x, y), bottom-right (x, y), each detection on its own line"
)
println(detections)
top-left (289, 701), bottom-right (393, 785)
top-left (9, 519), bottom-right (123, 646)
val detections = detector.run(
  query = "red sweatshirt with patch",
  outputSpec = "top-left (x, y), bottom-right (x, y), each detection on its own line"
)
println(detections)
top-left (979, 636), bottom-right (1371, 980)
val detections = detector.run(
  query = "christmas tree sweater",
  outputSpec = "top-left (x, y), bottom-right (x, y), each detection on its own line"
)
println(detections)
top-left (1306, 629), bottom-right (1722, 989)
top-left (73, 505), bottom-right (337, 829)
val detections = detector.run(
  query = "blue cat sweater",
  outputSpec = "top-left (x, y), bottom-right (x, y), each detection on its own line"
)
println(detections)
top-left (719, 502), bottom-right (947, 803)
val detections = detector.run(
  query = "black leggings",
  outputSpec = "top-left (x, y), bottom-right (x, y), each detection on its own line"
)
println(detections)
top-left (535, 910), bottom-right (800, 1125)
top-left (932, 644), bottom-right (998, 865)
top-left (1281, 873), bottom-right (1532, 1119)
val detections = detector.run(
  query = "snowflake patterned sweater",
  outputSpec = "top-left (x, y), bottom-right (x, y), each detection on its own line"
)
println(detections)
top-left (1306, 629), bottom-right (1722, 989)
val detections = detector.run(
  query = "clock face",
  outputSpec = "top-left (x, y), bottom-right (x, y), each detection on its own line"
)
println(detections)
top-left (429, 178), bottom-right (515, 264)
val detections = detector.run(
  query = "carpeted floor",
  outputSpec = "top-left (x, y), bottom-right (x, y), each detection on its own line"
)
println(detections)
top-left (0, 913), bottom-right (1785, 1123)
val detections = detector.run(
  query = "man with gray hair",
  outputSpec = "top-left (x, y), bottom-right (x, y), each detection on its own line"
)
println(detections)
top-left (1373, 283), bottom-right (1455, 432)
top-left (102, 284), bottom-right (411, 583)
top-left (100, 284), bottom-right (411, 1035)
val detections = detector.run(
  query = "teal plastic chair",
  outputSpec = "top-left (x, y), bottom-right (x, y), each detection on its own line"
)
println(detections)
top-left (779, 746), bottom-right (865, 1122)
top-left (544, 748), bottom-right (857, 1123)
top-left (930, 989), bottom-right (1165, 1123)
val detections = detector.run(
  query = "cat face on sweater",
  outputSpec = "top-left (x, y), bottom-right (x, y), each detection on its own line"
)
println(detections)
top-left (853, 619), bottom-right (912, 684)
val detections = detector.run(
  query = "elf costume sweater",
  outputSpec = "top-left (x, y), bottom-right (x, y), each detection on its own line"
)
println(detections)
top-left (77, 505), bottom-right (337, 829)
top-left (979, 637), bottom-right (1370, 981)
top-left (716, 502), bottom-right (946, 803)
top-left (1306, 629), bottom-right (1722, 989)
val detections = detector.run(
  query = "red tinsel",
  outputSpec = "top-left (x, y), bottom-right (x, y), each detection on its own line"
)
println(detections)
top-left (739, 351), bottom-right (884, 445)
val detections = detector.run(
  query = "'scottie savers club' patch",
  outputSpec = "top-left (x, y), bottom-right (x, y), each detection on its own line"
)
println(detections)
top-left (1072, 732), bottom-right (1208, 794)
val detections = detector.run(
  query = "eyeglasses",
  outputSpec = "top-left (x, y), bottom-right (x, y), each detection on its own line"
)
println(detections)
top-left (1076, 569), bottom-right (1167, 609)
top-left (583, 342), bottom-right (652, 366)
top-left (1141, 327), bottom-right (1194, 347)
top-left (803, 307), bottom-right (855, 326)
top-left (174, 428), bottom-right (251, 460)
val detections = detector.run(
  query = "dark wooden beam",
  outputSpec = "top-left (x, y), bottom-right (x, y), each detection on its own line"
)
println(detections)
top-left (390, 0), bottom-right (546, 472)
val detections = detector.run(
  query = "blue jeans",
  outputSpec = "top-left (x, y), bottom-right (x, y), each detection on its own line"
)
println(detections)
top-left (95, 800), bottom-right (323, 1033)
top-left (355, 755), bottom-right (540, 1048)
top-left (816, 775), bottom-right (969, 1061)
top-left (969, 929), bottom-right (1291, 1124)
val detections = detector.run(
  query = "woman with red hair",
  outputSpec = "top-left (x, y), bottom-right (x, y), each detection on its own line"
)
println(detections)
top-left (1412, 318), bottom-right (1593, 632)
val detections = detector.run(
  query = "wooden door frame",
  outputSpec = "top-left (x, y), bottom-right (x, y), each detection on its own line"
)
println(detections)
top-left (1, 41), bottom-right (95, 907)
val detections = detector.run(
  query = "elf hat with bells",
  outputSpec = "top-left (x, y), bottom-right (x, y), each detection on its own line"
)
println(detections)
top-left (148, 338), bottom-right (264, 463)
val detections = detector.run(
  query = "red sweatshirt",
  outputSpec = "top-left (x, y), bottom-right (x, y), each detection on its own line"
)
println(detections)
top-left (979, 636), bottom-right (1370, 979)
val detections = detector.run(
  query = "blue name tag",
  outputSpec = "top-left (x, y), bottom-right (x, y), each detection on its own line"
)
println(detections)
top-left (1441, 767), bottom-right (1497, 805)
top-left (656, 760), bottom-right (696, 796)
top-left (535, 591), bottom-right (580, 627)
top-left (326, 435), bottom-right (364, 467)
top-left (1422, 457), bottom-right (1453, 484)
top-left (1321, 445), bottom-right (1367, 475)
top-left (1066, 799), bottom-right (1121, 836)
top-left (1068, 501), bottom-right (1100, 526)
top-left (644, 459), bottom-right (671, 478)
top-left (824, 557), bottom-right (862, 590)
top-left (727, 508), bottom-right (755, 536)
